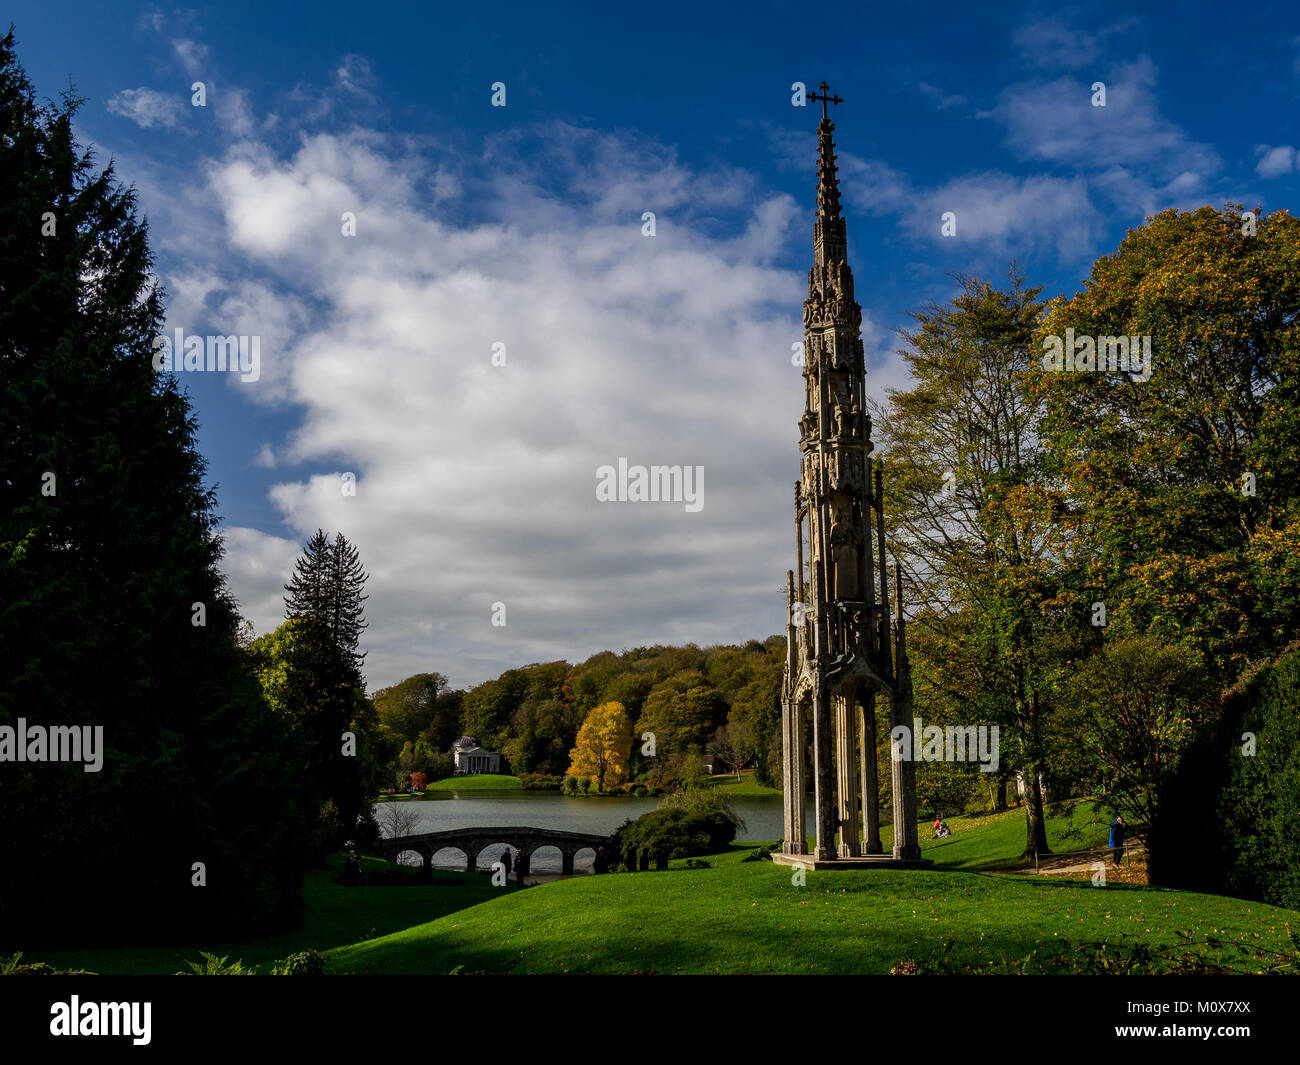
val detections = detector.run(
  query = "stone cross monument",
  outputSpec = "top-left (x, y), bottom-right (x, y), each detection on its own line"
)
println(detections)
top-left (772, 86), bottom-right (930, 871)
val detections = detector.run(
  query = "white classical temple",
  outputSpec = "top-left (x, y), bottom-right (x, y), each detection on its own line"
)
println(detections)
top-left (452, 736), bottom-right (502, 775)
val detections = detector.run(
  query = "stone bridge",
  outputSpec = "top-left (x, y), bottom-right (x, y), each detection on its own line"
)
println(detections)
top-left (374, 826), bottom-right (615, 876)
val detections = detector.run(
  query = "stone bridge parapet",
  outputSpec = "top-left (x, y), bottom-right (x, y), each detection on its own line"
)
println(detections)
top-left (373, 826), bottom-right (614, 876)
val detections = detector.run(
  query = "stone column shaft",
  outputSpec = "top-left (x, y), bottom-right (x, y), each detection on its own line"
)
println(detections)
top-left (812, 682), bottom-right (837, 860)
top-left (860, 696), bottom-right (882, 854)
top-left (791, 700), bottom-right (807, 853)
top-left (835, 691), bottom-right (861, 857)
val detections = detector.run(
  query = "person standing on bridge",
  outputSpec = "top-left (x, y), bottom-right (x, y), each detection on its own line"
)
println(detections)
top-left (502, 847), bottom-right (513, 875)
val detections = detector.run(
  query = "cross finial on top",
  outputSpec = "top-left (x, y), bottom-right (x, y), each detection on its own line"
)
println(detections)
top-left (808, 80), bottom-right (843, 121)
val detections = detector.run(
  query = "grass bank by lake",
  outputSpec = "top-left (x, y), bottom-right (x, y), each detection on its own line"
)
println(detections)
top-left (20, 801), bottom-right (1291, 976)
top-left (375, 774), bottom-right (524, 799)
top-left (21, 856), bottom-right (512, 975)
top-left (706, 771), bottom-right (781, 796)
top-left (426, 774), bottom-right (522, 791)
top-left (327, 837), bottom-right (1295, 975)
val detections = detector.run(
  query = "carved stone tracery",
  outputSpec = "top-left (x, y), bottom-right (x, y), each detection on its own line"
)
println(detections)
top-left (781, 95), bottom-right (924, 867)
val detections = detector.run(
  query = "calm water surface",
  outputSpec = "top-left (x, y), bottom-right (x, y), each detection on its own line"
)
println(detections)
top-left (372, 790), bottom-right (816, 875)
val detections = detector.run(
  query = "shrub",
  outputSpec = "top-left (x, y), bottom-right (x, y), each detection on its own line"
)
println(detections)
top-left (632, 786), bottom-right (647, 797)
top-left (1217, 644), bottom-right (1300, 909)
top-left (1158, 640), bottom-right (1300, 909)
top-left (271, 950), bottom-right (327, 975)
top-left (612, 792), bottom-right (741, 866)
top-left (561, 775), bottom-right (577, 796)
top-left (684, 858), bottom-right (711, 869)
top-left (0, 952), bottom-right (96, 976)
top-left (182, 951), bottom-right (256, 975)
top-left (657, 786), bottom-right (746, 831)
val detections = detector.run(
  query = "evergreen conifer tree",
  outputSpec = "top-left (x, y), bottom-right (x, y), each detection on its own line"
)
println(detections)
top-left (0, 29), bottom-right (308, 942)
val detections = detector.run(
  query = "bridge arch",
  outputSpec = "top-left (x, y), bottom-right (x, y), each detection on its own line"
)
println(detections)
top-left (430, 844), bottom-right (469, 872)
top-left (525, 844), bottom-right (562, 875)
top-left (392, 847), bottom-right (426, 868)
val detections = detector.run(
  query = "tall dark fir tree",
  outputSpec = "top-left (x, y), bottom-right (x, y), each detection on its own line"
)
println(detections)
top-left (0, 29), bottom-right (308, 944)
top-left (284, 528), bottom-right (369, 682)
top-left (280, 529), bottom-right (374, 852)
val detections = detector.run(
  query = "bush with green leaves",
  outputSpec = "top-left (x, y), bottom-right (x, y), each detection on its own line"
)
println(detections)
top-left (0, 952), bottom-right (96, 976)
top-left (612, 789), bottom-right (743, 865)
top-left (1159, 640), bottom-right (1300, 909)
top-left (1217, 643), bottom-right (1300, 909)
top-left (182, 952), bottom-right (256, 975)
top-left (271, 950), bottom-right (327, 975)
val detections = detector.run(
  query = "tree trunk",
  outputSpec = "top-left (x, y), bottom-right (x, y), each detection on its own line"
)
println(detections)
top-left (1023, 769), bottom-right (1051, 858)
top-left (995, 773), bottom-right (1007, 810)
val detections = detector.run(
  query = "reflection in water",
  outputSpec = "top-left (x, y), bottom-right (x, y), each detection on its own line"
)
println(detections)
top-left (376, 791), bottom-right (816, 876)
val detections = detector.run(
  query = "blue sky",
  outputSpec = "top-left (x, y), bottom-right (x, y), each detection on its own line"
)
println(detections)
top-left (10, 1), bottom-right (1300, 689)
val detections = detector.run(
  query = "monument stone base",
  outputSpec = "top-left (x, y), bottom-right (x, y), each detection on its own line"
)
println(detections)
top-left (770, 852), bottom-right (933, 871)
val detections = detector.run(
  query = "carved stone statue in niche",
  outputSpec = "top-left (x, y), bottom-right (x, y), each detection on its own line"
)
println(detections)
top-left (848, 399), bottom-right (862, 438)
top-left (800, 409), bottom-right (818, 440)
top-left (836, 450), bottom-right (862, 491)
top-left (833, 403), bottom-right (846, 438)
top-left (828, 503), bottom-right (861, 600)
top-left (847, 606), bottom-right (867, 649)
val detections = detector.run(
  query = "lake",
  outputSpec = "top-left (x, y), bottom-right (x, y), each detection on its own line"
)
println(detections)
top-left (371, 789), bottom-right (817, 875)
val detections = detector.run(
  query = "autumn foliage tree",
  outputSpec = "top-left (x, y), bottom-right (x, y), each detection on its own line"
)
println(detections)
top-left (634, 671), bottom-right (724, 754)
top-left (1059, 635), bottom-right (1209, 870)
top-left (879, 270), bottom-right (1070, 857)
top-left (567, 701), bottom-right (634, 792)
top-left (1033, 204), bottom-right (1300, 678)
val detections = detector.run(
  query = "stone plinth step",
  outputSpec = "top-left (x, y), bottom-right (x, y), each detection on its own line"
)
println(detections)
top-left (770, 853), bottom-right (934, 871)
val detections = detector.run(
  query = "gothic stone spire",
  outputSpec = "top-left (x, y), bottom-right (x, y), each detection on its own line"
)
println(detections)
top-left (777, 86), bottom-right (925, 867)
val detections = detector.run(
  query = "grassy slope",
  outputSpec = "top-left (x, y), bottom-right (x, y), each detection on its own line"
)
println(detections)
top-left (25, 802), bottom-right (1289, 975)
top-left (901, 801), bottom-right (1111, 869)
top-left (707, 771), bottom-right (781, 796)
top-left (423, 774), bottom-right (523, 792)
top-left (325, 803), bottom-right (1294, 974)
top-left (23, 857), bottom-right (515, 975)
top-left (326, 843), bottom-right (1294, 975)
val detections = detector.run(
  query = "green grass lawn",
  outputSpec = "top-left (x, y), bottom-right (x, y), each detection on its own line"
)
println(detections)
top-left (422, 774), bottom-right (523, 792)
top-left (20, 855), bottom-right (513, 975)
top-left (325, 842), bottom-right (1296, 975)
top-left (19, 800), bottom-right (1289, 976)
top-left (903, 801), bottom-right (1111, 869)
top-left (707, 771), bottom-right (781, 796)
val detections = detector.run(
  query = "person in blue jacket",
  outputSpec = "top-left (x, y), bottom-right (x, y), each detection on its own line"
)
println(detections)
top-left (1109, 815), bottom-right (1125, 868)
